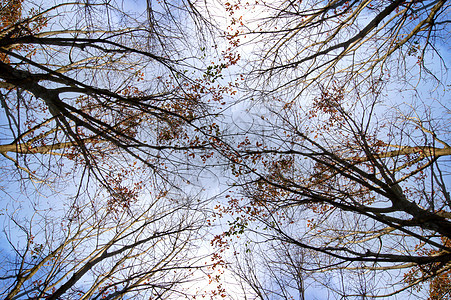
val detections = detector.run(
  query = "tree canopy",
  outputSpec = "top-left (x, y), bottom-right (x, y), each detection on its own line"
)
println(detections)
top-left (0, 0), bottom-right (449, 299)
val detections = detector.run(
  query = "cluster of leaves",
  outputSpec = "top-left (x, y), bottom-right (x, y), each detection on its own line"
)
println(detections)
top-left (404, 237), bottom-right (451, 299)
top-left (0, 0), bottom-right (47, 63)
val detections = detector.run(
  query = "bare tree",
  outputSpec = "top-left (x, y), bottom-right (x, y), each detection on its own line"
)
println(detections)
top-left (2, 0), bottom-right (450, 298)
top-left (214, 82), bottom-right (450, 297)
top-left (0, 190), bottom-right (210, 300)
top-left (0, 0), bottom-right (235, 199)
top-left (227, 238), bottom-right (310, 300)
top-left (0, 1), bottom-right (232, 299)
top-left (221, 0), bottom-right (449, 97)
top-left (203, 0), bottom-right (451, 297)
